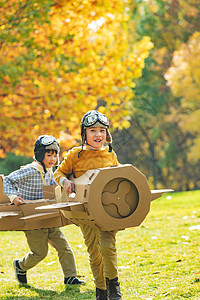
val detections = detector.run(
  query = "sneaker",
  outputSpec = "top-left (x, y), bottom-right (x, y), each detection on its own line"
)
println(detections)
top-left (106, 277), bottom-right (122, 300)
top-left (13, 260), bottom-right (27, 284)
top-left (96, 287), bottom-right (108, 300)
top-left (64, 276), bottom-right (85, 285)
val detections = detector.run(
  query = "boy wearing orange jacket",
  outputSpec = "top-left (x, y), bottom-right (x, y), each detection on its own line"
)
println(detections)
top-left (54, 111), bottom-right (122, 300)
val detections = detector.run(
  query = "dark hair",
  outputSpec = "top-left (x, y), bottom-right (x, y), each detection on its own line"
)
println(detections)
top-left (45, 149), bottom-right (58, 154)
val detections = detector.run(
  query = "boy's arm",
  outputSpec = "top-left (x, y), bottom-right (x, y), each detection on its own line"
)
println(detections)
top-left (3, 175), bottom-right (19, 196)
top-left (54, 167), bottom-right (68, 187)
top-left (54, 152), bottom-right (74, 193)
top-left (54, 169), bottom-right (75, 194)
top-left (50, 170), bottom-right (74, 193)
top-left (54, 153), bottom-right (73, 186)
top-left (3, 169), bottom-right (27, 205)
top-left (113, 150), bottom-right (120, 166)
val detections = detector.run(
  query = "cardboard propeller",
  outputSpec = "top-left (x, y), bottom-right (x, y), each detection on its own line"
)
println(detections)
top-left (0, 175), bottom-right (69, 231)
top-left (37, 164), bottom-right (173, 231)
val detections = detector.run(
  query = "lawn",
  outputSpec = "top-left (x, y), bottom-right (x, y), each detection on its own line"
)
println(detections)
top-left (0, 191), bottom-right (200, 299)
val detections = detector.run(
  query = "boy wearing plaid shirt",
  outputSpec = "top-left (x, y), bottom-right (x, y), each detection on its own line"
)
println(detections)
top-left (3, 135), bottom-right (83, 286)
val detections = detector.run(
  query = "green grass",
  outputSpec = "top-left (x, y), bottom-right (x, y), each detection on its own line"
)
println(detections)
top-left (0, 191), bottom-right (200, 299)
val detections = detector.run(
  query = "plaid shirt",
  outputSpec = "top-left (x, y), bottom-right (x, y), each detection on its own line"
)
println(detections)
top-left (3, 163), bottom-right (57, 201)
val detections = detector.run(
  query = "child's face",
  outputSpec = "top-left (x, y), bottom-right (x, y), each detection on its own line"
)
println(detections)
top-left (43, 151), bottom-right (57, 168)
top-left (86, 127), bottom-right (107, 150)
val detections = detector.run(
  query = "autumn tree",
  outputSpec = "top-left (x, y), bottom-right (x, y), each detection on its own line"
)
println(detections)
top-left (0, 0), bottom-right (153, 158)
top-left (165, 32), bottom-right (200, 165)
top-left (113, 0), bottom-right (200, 190)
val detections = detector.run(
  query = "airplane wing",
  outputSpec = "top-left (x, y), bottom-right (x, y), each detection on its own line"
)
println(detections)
top-left (35, 202), bottom-right (85, 210)
top-left (20, 211), bottom-right (60, 221)
top-left (151, 189), bottom-right (174, 201)
top-left (0, 211), bottom-right (21, 219)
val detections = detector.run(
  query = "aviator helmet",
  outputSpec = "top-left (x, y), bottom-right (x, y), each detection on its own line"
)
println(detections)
top-left (34, 135), bottom-right (60, 171)
top-left (80, 110), bottom-right (112, 152)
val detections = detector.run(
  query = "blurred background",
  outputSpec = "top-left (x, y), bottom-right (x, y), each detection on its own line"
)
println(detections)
top-left (1, 0), bottom-right (200, 191)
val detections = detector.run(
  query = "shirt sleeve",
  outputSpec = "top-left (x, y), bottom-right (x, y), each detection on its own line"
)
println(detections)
top-left (112, 151), bottom-right (120, 166)
top-left (7, 194), bottom-right (17, 203)
top-left (3, 168), bottom-right (30, 196)
top-left (54, 148), bottom-right (75, 186)
top-left (59, 177), bottom-right (67, 187)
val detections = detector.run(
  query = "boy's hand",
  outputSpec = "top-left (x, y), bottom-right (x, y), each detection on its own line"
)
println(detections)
top-left (12, 196), bottom-right (25, 206)
top-left (63, 179), bottom-right (75, 194)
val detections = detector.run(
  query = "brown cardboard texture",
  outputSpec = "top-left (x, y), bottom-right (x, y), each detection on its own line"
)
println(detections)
top-left (54, 164), bottom-right (173, 231)
top-left (0, 175), bottom-right (69, 231)
top-left (0, 174), bottom-right (10, 203)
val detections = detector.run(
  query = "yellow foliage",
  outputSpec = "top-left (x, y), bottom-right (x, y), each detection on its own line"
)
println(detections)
top-left (187, 137), bottom-right (200, 162)
top-left (0, 0), bottom-right (153, 156)
top-left (165, 32), bottom-right (200, 101)
top-left (165, 31), bottom-right (200, 162)
top-left (0, 148), bottom-right (6, 159)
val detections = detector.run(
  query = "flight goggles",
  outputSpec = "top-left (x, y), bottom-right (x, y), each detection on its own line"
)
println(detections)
top-left (40, 135), bottom-right (57, 146)
top-left (83, 113), bottom-right (109, 127)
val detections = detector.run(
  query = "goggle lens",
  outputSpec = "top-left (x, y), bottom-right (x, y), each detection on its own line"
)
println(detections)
top-left (84, 113), bottom-right (109, 127)
top-left (100, 115), bottom-right (109, 124)
top-left (85, 115), bottom-right (97, 126)
top-left (41, 136), bottom-right (56, 145)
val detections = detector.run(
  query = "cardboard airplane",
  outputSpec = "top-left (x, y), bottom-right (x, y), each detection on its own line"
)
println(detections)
top-left (0, 176), bottom-right (69, 230)
top-left (0, 164), bottom-right (173, 231)
top-left (37, 164), bottom-right (173, 231)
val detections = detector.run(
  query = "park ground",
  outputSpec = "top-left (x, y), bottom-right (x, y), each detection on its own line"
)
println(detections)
top-left (0, 191), bottom-right (200, 299)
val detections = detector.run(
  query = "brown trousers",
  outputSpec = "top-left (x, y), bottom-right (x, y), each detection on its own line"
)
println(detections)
top-left (80, 223), bottom-right (118, 290)
top-left (19, 227), bottom-right (77, 278)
